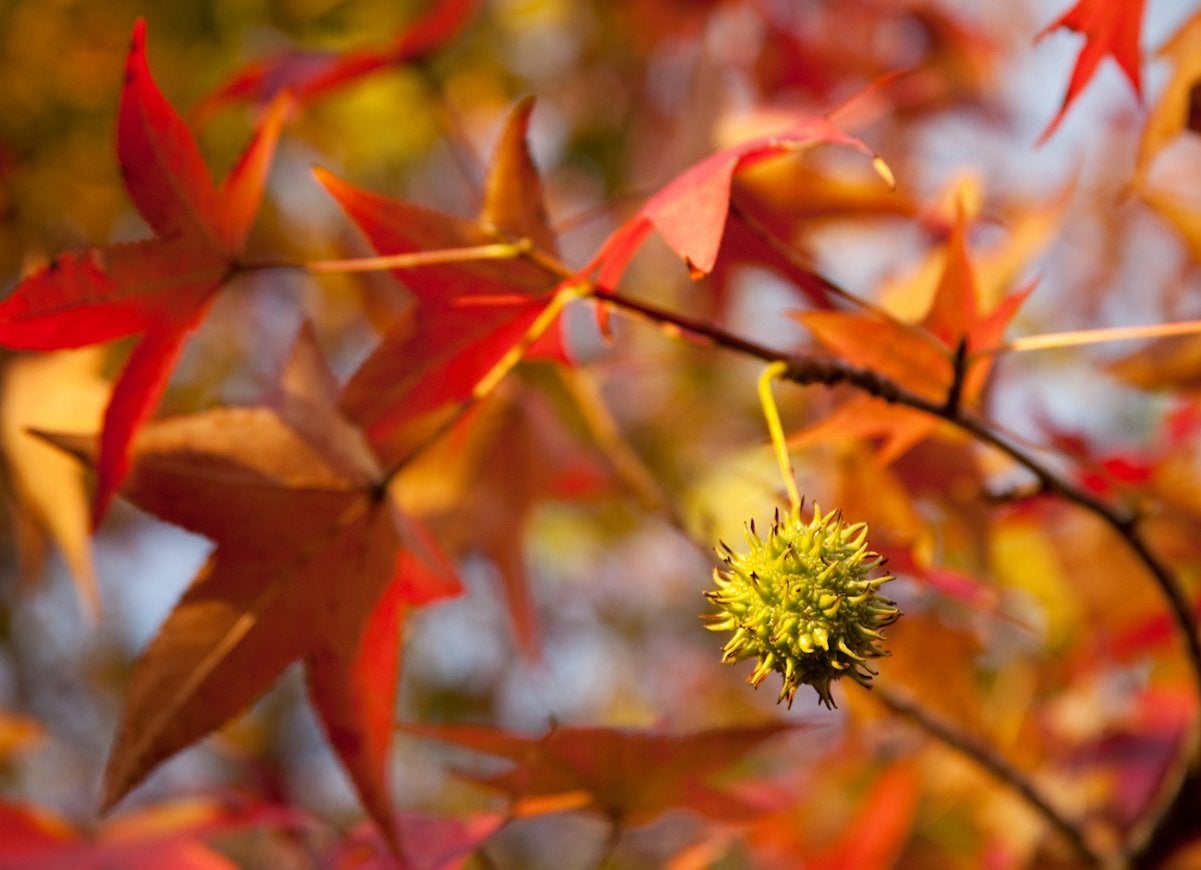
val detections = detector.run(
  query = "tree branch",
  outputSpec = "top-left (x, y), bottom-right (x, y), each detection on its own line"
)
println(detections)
top-left (876, 686), bottom-right (1107, 868)
top-left (588, 286), bottom-right (1201, 716)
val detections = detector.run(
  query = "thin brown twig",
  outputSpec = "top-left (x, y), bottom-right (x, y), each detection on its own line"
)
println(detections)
top-left (586, 285), bottom-right (1201, 715)
top-left (585, 281), bottom-right (1201, 866)
top-left (876, 686), bottom-right (1107, 868)
top-left (577, 293), bottom-right (1106, 864)
top-left (944, 336), bottom-right (968, 415)
top-left (324, 228), bottom-right (1201, 730)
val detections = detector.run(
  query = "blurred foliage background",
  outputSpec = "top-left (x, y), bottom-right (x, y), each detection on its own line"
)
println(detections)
top-left (3, 0), bottom-right (1201, 867)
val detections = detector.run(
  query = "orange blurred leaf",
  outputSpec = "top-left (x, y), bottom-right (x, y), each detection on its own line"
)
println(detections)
top-left (402, 720), bottom-right (803, 827)
top-left (792, 194), bottom-right (1032, 460)
top-left (406, 387), bottom-right (612, 658)
top-left (807, 763), bottom-right (919, 869)
top-left (1109, 330), bottom-right (1201, 393)
top-left (40, 325), bottom-right (460, 853)
top-left (0, 796), bottom-right (305, 870)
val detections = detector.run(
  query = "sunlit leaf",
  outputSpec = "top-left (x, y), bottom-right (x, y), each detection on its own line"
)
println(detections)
top-left (0, 19), bottom-right (288, 521)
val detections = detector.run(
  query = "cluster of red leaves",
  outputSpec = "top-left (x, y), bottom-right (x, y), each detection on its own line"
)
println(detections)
top-left (0, 12), bottom-right (889, 860)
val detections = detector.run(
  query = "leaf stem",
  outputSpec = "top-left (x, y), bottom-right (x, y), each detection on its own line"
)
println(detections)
top-left (944, 337), bottom-right (968, 416)
top-left (471, 282), bottom-right (587, 400)
top-left (988, 318), bottom-right (1201, 355)
top-left (306, 240), bottom-right (532, 273)
top-left (239, 240), bottom-right (531, 275)
top-left (758, 361), bottom-right (802, 515)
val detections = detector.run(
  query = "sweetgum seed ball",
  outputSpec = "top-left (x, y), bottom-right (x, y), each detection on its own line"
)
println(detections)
top-left (703, 504), bottom-right (900, 709)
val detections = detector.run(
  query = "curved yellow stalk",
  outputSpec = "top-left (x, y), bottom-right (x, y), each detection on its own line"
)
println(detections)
top-left (758, 361), bottom-right (801, 515)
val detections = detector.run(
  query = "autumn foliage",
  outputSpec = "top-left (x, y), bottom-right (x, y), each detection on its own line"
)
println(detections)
top-left (3, 0), bottom-right (1201, 867)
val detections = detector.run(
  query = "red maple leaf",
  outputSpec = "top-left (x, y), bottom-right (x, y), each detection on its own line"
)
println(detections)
top-left (1037, 0), bottom-right (1146, 143)
top-left (39, 324), bottom-right (461, 854)
top-left (192, 0), bottom-right (477, 122)
top-left (315, 101), bottom-right (600, 656)
top-left (0, 19), bottom-right (287, 522)
top-left (586, 114), bottom-right (891, 286)
top-left (316, 99), bottom-right (570, 467)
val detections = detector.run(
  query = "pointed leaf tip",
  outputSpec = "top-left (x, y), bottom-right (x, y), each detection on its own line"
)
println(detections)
top-left (483, 97), bottom-right (559, 255)
top-left (91, 327), bottom-right (192, 526)
top-left (1035, 0), bottom-right (1146, 144)
top-left (118, 12), bottom-right (223, 242)
top-left (871, 156), bottom-right (895, 190)
top-left (124, 19), bottom-right (151, 93)
top-left (123, 29), bottom-right (140, 96)
top-left (219, 88), bottom-right (292, 250)
top-left (311, 164), bottom-right (336, 187)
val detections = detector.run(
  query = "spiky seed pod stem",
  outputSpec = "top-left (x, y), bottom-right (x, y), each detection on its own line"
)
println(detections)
top-left (703, 503), bottom-right (900, 709)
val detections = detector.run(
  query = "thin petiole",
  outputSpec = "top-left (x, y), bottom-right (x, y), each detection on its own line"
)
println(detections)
top-left (758, 361), bottom-right (803, 515)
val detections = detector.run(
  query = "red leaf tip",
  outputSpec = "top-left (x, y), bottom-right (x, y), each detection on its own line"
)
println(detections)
top-left (128, 17), bottom-right (147, 54)
top-left (125, 18), bottom-right (149, 84)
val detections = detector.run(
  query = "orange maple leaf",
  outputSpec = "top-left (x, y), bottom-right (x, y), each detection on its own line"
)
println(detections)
top-left (41, 324), bottom-right (460, 854)
top-left (402, 720), bottom-right (803, 827)
top-left (1136, 9), bottom-right (1201, 181)
top-left (792, 201), bottom-right (1032, 462)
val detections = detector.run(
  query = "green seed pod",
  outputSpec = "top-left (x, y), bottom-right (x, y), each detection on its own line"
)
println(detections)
top-left (703, 503), bottom-right (900, 709)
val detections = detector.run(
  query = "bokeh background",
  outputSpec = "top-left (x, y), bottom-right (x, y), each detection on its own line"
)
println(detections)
top-left (3, 0), bottom-right (1201, 866)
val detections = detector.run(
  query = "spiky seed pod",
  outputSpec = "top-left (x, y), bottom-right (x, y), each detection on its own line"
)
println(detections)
top-left (703, 503), bottom-right (900, 709)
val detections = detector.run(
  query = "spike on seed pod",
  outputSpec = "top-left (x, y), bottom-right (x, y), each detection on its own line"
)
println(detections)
top-left (702, 502), bottom-right (900, 709)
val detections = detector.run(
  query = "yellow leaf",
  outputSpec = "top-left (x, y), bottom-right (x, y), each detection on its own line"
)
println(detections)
top-left (989, 512), bottom-right (1080, 646)
top-left (1108, 330), bottom-right (1201, 392)
top-left (1137, 9), bottom-right (1201, 184)
top-left (1, 347), bottom-right (108, 617)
